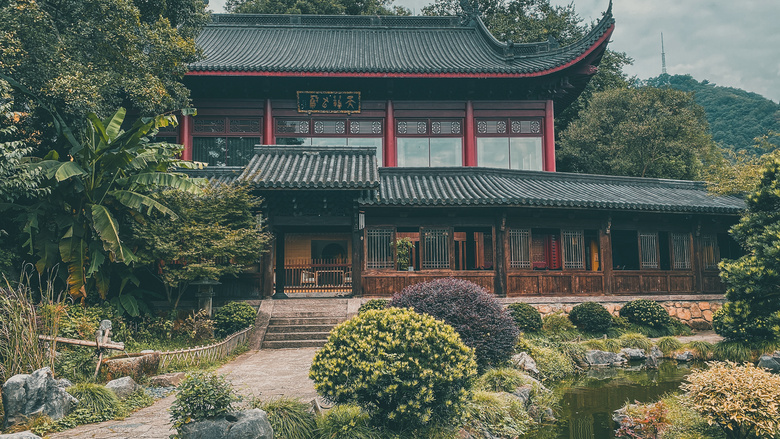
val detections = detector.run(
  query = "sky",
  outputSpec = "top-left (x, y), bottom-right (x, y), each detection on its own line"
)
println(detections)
top-left (207, 0), bottom-right (780, 103)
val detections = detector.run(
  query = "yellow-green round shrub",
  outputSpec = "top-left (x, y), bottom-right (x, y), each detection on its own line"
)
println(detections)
top-left (309, 308), bottom-right (477, 431)
top-left (681, 362), bottom-right (780, 439)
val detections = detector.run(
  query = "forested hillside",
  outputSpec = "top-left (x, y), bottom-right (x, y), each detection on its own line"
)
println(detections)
top-left (645, 74), bottom-right (780, 153)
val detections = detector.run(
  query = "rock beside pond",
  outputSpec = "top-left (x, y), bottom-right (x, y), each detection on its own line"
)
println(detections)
top-left (511, 352), bottom-right (539, 375)
top-left (644, 355), bottom-right (659, 369)
top-left (105, 377), bottom-right (140, 399)
top-left (650, 346), bottom-right (663, 359)
top-left (758, 355), bottom-right (780, 373)
top-left (179, 409), bottom-right (273, 439)
top-left (620, 348), bottom-right (646, 361)
top-left (585, 350), bottom-right (627, 367)
top-left (0, 432), bottom-right (43, 439)
top-left (675, 351), bottom-right (694, 362)
top-left (2, 367), bottom-right (78, 428)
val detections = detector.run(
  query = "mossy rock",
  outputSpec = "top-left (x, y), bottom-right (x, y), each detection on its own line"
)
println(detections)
top-left (99, 353), bottom-right (160, 382)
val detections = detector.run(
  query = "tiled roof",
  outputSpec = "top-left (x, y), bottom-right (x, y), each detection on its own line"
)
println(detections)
top-left (239, 146), bottom-right (380, 189)
top-left (365, 168), bottom-right (745, 214)
top-left (180, 167), bottom-right (243, 186)
top-left (189, 6), bottom-right (613, 76)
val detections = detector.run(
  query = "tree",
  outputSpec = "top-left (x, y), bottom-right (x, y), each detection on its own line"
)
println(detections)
top-left (556, 87), bottom-right (717, 179)
top-left (702, 132), bottom-right (780, 196)
top-left (17, 107), bottom-right (202, 302)
top-left (713, 156), bottom-right (780, 342)
top-left (131, 184), bottom-right (271, 309)
top-left (226, 0), bottom-right (411, 15)
top-left (0, 0), bottom-right (208, 154)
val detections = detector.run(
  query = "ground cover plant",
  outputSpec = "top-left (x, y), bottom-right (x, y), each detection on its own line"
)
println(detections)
top-left (309, 307), bottom-right (477, 432)
top-left (169, 372), bottom-right (241, 434)
top-left (390, 278), bottom-right (518, 368)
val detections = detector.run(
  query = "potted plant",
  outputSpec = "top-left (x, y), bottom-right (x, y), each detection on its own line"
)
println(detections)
top-left (396, 238), bottom-right (415, 271)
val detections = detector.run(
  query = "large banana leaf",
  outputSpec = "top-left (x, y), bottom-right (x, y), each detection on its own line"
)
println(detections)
top-left (53, 161), bottom-right (87, 182)
top-left (103, 108), bottom-right (126, 140)
top-left (129, 173), bottom-right (204, 193)
top-left (90, 204), bottom-right (127, 262)
top-left (110, 190), bottom-right (178, 218)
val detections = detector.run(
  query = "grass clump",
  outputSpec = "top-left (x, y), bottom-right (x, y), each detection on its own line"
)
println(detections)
top-left (656, 336), bottom-right (683, 356)
top-left (541, 312), bottom-right (579, 342)
top-left (315, 404), bottom-right (379, 439)
top-left (685, 341), bottom-right (715, 360)
top-left (67, 383), bottom-right (121, 416)
top-left (252, 397), bottom-right (316, 439)
top-left (462, 391), bottom-right (533, 439)
top-left (618, 332), bottom-right (653, 352)
top-left (475, 368), bottom-right (529, 393)
top-left (713, 341), bottom-right (755, 363)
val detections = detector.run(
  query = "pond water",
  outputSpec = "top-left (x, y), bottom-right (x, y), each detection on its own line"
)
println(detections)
top-left (540, 361), bottom-right (700, 439)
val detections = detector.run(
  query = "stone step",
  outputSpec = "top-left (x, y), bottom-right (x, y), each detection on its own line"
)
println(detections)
top-left (271, 310), bottom-right (347, 318)
top-left (263, 331), bottom-right (332, 341)
top-left (266, 324), bottom-right (337, 334)
top-left (269, 317), bottom-right (345, 326)
top-left (262, 339), bottom-right (327, 349)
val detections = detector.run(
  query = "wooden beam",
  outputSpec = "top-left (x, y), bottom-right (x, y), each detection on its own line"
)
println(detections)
top-left (38, 335), bottom-right (125, 351)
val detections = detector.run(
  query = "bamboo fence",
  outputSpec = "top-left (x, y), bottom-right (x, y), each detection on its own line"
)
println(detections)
top-left (158, 326), bottom-right (253, 370)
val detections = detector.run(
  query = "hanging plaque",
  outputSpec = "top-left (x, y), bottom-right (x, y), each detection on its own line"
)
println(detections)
top-left (297, 91), bottom-right (361, 114)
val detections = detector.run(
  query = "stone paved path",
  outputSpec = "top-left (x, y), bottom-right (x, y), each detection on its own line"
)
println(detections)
top-left (47, 348), bottom-right (318, 439)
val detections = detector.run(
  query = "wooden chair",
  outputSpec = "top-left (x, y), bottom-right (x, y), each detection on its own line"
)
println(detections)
top-left (301, 270), bottom-right (317, 287)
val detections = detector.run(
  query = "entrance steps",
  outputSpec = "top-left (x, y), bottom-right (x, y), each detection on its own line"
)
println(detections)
top-left (260, 298), bottom-right (350, 349)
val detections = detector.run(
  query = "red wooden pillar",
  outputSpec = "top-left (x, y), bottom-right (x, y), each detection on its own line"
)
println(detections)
top-left (544, 99), bottom-right (556, 172)
top-left (264, 99), bottom-right (274, 145)
top-left (385, 100), bottom-right (396, 167)
top-left (464, 100), bottom-right (476, 166)
top-left (180, 114), bottom-right (193, 161)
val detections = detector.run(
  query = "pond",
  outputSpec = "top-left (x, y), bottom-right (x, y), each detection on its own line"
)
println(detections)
top-left (540, 361), bottom-right (700, 439)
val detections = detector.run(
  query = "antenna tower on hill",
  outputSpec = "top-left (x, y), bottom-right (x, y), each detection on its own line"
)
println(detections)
top-left (661, 33), bottom-right (667, 75)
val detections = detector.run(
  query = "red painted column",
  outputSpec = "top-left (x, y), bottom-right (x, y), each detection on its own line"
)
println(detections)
top-left (264, 99), bottom-right (274, 145)
top-left (180, 114), bottom-right (193, 161)
top-left (385, 100), bottom-right (396, 167)
top-left (464, 100), bottom-right (476, 166)
top-left (544, 99), bottom-right (556, 172)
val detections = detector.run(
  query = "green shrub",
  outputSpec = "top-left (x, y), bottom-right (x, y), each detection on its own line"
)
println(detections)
top-left (530, 345), bottom-right (575, 382)
top-left (475, 368), bottom-right (529, 393)
top-left (122, 389), bottom-right (155, 412)
top-left (169, 372), bottom-right (240, 432)
top-left (462, 391), bottom-right (533, 439)
top-left (619, 300), bottom-right (671, 328)
top-left (568, 302), bottom-right (613, 334)
top-left (309, 308), bottom-right (477, 430)
top-left (54, 347), bottom-right (97, 383)
top-left (507, 302), bottom-right (543, 333)
top-left (213, 302), bottom-right (256, 338)
top-left (604, 338), bottom-right (622, 353)
top-left (390, 278), bottom-right (519, 368)
top-left (685, 341), bottom-right (715, 360)
top-left (656, 336), bottom-right (683, 356)
top-left (61, 383), bottom-right (123, 427)
top-left (358, 299), bottom-right (389, 314)
top-left (682, 362), bottom-right (780, 439)
top-left (253, 397), bottom-right (316, 439)
top-left (712, 302), bottom-right (780, 343)
top-left (315, 404), bottom-right (379, 439)
top-left (541, 312), bottom-right (579, 341)
top-left (583, 339), bottom-right (606, 351)
top-left (713, 341), bottom-right (755, 363)
top-left (618, 332), bottom-right (653, 352)
top-left (557, 341), bottom-right (587, 365)
top-left (657, 393), bottom-right (725, 439)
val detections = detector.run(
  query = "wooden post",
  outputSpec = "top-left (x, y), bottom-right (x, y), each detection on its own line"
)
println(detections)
top-left (692, 226), bottom-right (702, 294)
top-left (180, 114), bottom-right (192, 161)
top-left (494, 213), bottom-right (507, 297)
top-left (352, 210), bottom-right (363, 297)
top-left (464, 101), bottom-right (476, 166)
top-left (264, 99), bottom-right (274, 145)
top-left (385, 100), bottom-right (396, 167)
top-left (274, 231), bottom-right (287, 298)
top-left (262, 246), bottom-right (274, 299)
top-left (600, 224), bottom-right (613, 295)
top-left (544, 100), bottom-right (556, 172)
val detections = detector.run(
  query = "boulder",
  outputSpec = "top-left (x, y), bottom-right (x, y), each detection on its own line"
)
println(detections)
top-left (620, 348), bottom-right (646, 361)
top-left (675, 351), bottom-right (694, 362)
top-left (644, 355), bottom-right (659, 369)
top-left (100, 352), bottom-right (160, 382)
top-left (758, 355), bottom-right (780, 373)
top-left (0, 433), bottom-right (43, 439)
top-left (105, 377), bottom-right (140, 399)
top-left (584, 350), bottom-right (626, 367)
top-left (150, 372), bottom-right (187, 387)
top-left (180, 409), bottom-right (273, 439)
top-left (650, 346), bottom-right (663, 359)
top-left (512, 385), bottom-right (533, 407)
top-left (511, 352), bottom-right (539, 375)
top-left (2, 368), bottom-right (78, 428)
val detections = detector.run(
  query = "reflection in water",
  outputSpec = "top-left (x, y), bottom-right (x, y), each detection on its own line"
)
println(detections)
top-left (541, 361), bottom-right (699, 439)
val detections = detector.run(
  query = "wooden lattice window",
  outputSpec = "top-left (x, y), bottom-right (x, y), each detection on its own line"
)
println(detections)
top-left (509, 229), bottom-right (531, 268)
top-left (366, 228), bottom-right (394, 269)
top-left (562, 230), bottom-right (585, 269)
top-left (672, 233), bottom-right (691, 270)
top-left (422, 228), bottom-right (450, 269)
top-left (640, 232), bottom-right (659, 269)
top-left (700, 234), bottom-right (719, 270)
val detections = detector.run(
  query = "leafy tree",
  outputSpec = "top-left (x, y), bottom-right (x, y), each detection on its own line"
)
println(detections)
top-left (556, 87), bottom-right (717, 179)
top-left (703, 132), bottom-right (780, 196)
top-left (0, 0), bottom-right (207, 153)
top-left (714, 156), bottom-right (780, 342)
top-left (131, 184), bottom-right (271, 309)
top-left (226, 0), bottom-right (410, 15)
top-left (422, 0), bottom-right (633, 131)
top-left (17, 106), bottom-right (202, 302)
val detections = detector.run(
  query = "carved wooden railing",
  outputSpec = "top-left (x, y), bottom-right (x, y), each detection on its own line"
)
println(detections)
top-left (158, 326), bottom-right (252, 370)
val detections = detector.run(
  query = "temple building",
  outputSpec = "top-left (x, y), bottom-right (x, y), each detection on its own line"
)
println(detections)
top-left (176, 3), bottom-right (744, 301)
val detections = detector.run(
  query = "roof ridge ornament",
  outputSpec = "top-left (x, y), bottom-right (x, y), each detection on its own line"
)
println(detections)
top-left (458, 0), bottom-right (481, 25)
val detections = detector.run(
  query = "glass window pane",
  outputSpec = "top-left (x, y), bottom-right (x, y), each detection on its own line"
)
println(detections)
top-left (193, 137), bottom-right (227, 166)
top-left (398, 138), bottom-right (429, 167)
top-left (311, 137), bottom-right (347, 146)
top-left (276, 120), bottom-right (309, 134)
top-left (477, 138), bottom-right (509, 168)
top-left (193, 118), bottom-right (225, 133)
top-left (226, 137), bottom-right (259, 166)
top-left (430, 138), bottom-right (462, 167)
top-left (276, 137), bottom-right (309, 146)
top-left (510, 137), bottom-right (543, 171)
top-left (348, 137), bottom-right (383, 167)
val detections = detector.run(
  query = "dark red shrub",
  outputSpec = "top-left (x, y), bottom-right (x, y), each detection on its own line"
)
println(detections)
top-left (390, 278), bottom-right (519, 368)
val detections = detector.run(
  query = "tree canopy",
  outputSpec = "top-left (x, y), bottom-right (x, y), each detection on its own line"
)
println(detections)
top-left (225, 0), bottom-right (411, 15)
top-left (556, 87), bottom-right (717, 180)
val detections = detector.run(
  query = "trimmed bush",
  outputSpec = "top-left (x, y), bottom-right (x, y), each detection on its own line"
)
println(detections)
top-left (309, 307), bottom-right (477, 430)
top-left (463, 391), bottom-right (533, 439)
top-left (213, 301), bottom-right (256, 337)
top-left (507, 302), bottom-right (543, 333)
top-left (357, 299), bottom-right (389, 314)
top-left (390, 278), bottom-right (519, 367)
top-left (169, 372), bottom-right (240, 432)
top-left (254, 397), bottom-right (316, 439)
top-left (568, 302), bottom-right (613, 333)
top-left (682, 362), bottom-right (780, 439)
top-left (619, 300), bottom-right (671, 328)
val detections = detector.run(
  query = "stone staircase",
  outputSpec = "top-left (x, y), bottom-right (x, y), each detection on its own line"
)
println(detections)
top-left (261, 299), bottom-right (349, 349)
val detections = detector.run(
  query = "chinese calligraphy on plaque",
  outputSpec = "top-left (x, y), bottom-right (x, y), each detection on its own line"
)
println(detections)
top-left (297, 91), bottom-right (361, 113)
